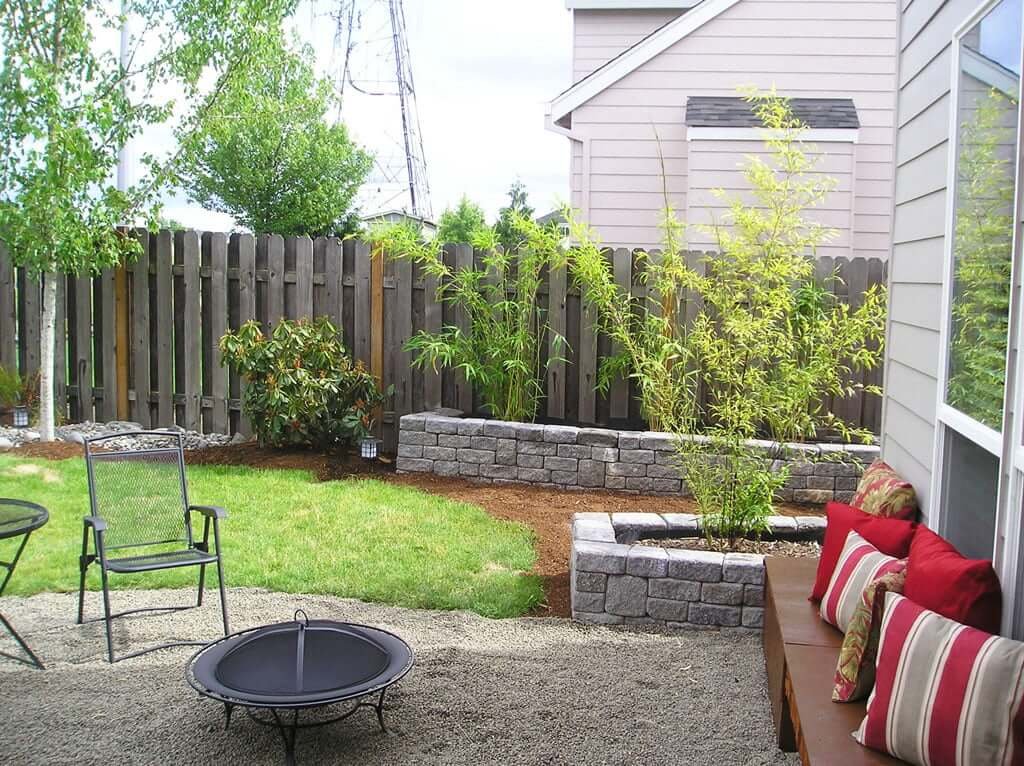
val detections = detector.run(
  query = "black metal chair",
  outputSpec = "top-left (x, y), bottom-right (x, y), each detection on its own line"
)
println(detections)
top-left (77, 431), bottom-right (230, 663)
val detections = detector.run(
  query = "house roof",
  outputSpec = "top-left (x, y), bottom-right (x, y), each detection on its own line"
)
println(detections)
top-left (685, 96), bottom-right (860, 129)
top-left (547, 0), bottom-right (743, 126)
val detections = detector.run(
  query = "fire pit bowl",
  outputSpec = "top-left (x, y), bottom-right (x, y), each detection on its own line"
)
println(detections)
top-left (187, 611), bottom-right (413, 765)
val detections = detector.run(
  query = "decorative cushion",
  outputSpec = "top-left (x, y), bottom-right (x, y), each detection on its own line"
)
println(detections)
top-left (820, 530), bottom-right (906, 632)
top-left (904, 526), bottom-right (1002, 634)
top-left (833, 567), bottom-right (906, 702)
top-left (810, 501), bottom-right (917, 602)
top-left (855, 593), bottom-right (1024, 766)
top-left (851, 459), bottom-right (918, 520)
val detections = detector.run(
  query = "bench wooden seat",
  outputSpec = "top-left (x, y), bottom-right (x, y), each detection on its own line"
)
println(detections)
top-left (764, 556), bottom-right (901, 765)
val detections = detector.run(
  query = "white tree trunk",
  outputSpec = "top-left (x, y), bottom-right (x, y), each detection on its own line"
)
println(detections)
top-left (39, 272), bottom-right (58, 441)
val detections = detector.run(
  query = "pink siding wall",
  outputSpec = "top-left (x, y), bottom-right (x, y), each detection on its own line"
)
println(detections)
top-left (572, 8), bottom-right (684, 80)
top-left (566, 0), bottom-right (899, 254)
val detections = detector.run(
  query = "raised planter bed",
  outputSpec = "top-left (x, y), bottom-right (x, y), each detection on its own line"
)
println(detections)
top-left (570, 512), bottom-right (826, 631)
top-left (396, 412), bottom-right (877, 504)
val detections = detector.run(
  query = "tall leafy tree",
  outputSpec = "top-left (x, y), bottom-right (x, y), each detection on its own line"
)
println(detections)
top-left (494, 181), bottom-right (535, 251)
top-left (179, 33), bottom-right (373, 237)
top-left (0, 0), bottom-right (296, 440)
top-left (436, 195), bottom-right (488, 244)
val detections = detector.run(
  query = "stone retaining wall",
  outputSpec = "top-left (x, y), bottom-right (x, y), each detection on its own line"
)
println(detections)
top-left (396, 412), bottom-right (878, 503)
top-left (570, 512), bottom-right (826, 630)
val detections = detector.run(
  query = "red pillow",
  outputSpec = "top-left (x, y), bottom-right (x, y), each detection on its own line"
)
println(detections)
top-left (810, 502), bottom-right (917, 602)
top-left (903, 526), bottom-right (1001, 634)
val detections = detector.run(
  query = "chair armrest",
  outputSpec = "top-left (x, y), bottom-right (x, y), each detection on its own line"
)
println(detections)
top-left (83, 515), bottom-right (107, 532)
top-left (189, 505), bottom-right (228, 520)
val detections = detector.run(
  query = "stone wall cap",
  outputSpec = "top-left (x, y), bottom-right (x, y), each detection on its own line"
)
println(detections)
top-left (665, 548), bottom-right (725, 566)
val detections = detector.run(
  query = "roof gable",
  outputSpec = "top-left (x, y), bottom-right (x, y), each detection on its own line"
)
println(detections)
top-left (547, 0), bottom-right (743, 126)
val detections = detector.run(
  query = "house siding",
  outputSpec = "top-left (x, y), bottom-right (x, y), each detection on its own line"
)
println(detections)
top-left (572, 9), bottom-right (684, 80)
top-left (564, 0), bottom-right (899, 254)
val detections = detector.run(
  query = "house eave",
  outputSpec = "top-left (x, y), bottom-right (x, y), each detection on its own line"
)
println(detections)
top-left (565, 1), bottom-right (698, 9)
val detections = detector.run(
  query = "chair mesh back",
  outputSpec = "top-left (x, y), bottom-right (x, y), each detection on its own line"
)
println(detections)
top-left (86, 446), bottom-right (190, 550)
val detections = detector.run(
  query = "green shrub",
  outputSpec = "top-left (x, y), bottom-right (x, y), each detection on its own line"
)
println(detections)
top-left (219, 318), bottom-right (387, 448)
top-left (0, 366), bottom-right (21, 408)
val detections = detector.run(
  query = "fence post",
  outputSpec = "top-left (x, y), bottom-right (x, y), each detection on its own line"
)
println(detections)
top-left (0, 246), bottom-right (16, 372)
top-left (547, 262), bottom-right (568, 420)
top-left (609, 248), bottom-right (632, 421)
top-left (130, 230), bottom-right (151, 427)
top-left (114, 264), bottom-right (130, 420)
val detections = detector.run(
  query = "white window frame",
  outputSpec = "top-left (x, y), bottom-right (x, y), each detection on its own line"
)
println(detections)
top-left (930, 0), bottom-right (1024, 637)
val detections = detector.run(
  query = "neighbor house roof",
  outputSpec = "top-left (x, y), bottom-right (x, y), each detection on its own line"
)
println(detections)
top-left (685, 96), bottom-right (861, 130)
top-left (548, 0), bottom-right (743, 126)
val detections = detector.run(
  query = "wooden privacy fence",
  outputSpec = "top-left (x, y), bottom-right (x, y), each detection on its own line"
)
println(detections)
top-left (0, 231), bottom-right (887, 451)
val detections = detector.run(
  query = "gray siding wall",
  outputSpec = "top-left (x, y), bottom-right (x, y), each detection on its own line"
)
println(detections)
top-left (572, 8), bottom-right (684, 80)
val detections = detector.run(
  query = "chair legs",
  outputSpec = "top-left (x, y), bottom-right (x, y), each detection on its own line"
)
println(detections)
top-left (77, 525), bottom-right (90, 626)
top-left (213, 518), bottom-right (230, 636)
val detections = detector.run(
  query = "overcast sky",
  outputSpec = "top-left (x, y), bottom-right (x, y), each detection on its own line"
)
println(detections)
top-left (160, 0), bottom-right (574, 229)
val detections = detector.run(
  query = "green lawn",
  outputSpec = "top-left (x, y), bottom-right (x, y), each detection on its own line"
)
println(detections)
top-left (0, 455), bottom-right (543, 618)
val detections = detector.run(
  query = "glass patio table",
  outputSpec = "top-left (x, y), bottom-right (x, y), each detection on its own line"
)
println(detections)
top-left (0, 499), bottom-right (49, 669)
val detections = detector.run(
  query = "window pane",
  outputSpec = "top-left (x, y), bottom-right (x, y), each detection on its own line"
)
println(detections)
top-left (941, 426), bottom-right (999, 559)
top-left (946, 0), bottom-right (1021, 430)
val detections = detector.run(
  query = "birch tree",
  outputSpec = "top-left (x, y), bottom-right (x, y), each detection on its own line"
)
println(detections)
top-left (0, 0), bottom-right (295, 439)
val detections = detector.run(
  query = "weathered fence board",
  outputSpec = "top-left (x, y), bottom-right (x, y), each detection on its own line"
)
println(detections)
top-left (0, 231), bottom-right (888, 451)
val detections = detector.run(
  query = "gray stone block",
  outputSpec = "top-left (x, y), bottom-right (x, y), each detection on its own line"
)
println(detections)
top-left (639, 432), bottom-right (675, 452)
top-left (434, 461), bottom-right (460, 477)
top-left (662, 513), bottom-right (699, 533)
top-left (646, 462), bottom-right (683, 479)
top-left (515, 422), bottom-right (546, 442)
top-left (518, 467), bottom-right (551, 483)
top-left (575, 571), bottom-right (608, 593)
top-left (605, 575), bottom-right (648, 617)
top-left (544, 456), bottom-right (578, 472)
top-left (458, 463), bottom-right (480, 477)
top-left (573, 541), bottom-right (630, 574)
top-left (517, 454), bottom-right (544, 469)
top-left (480, 464), bottom-right (518, 481)
top-left (573, 590), bottom-right (605, 613)
top-left (607, 462), bottom-right (646, 478)
top-left (624, 477), bottom-right (660, 492)
top-left (438, 434), bottom-right (472, 449)
top-left (647, 597), bottom-right (689, 622)
top-left (794, 489), bottom-right (833, 504)
top-left (578, 460), bottom-right (606, 488)
top-left (551, 470), bottom-right (579, 486)
top-left (666, 549), bottom-right (724, 582)
top-left (401, 431), bottom-right (438, 446)
top-left (482, 421), bottom-right (518, 439)
top-left (590, 447), bottom-right (619, 463)
top-left (625, 616), bottom-right (661, 627)
top-left (470, 436), bottom-right (498, 451)
top-left (619, 449), bottom-right (655, 465)
top-left (723, 553), bottom-right (765, 585)
top-left (788, 461), bottom-right (816, 476)
top-left (399, 413), bottom-right (427, 431)
top-left (815, 460), bottom-right (860, 477)
top-left (613, 513), bottom-right (668, 535)
top-left (625, 545), bottom-right (668, 577)
top-left (557, 443), bottom-right (591, 459)
top-left (574, 611), bottom-right (625, 625)
top-left (425, 417), bottom-right (461, 434)
top-left (643, 478), bottom-right (682, 493)
top-left (688, 603), bottom-right (741, 627)
top-left (743, 585), bottom-right (764, 607)
top-left (495, 439), bottom-right (517, 465)
top-left (784, 475), bottom-right (807, 490)
top-left (459, 448), bottom-right (496, 464)
top-left (544, 425), bottom-right (578, 444)
top-left (649, 578), bottom-right (701, 601)
top-left (457, 418), bottom-right (487, 436)
top-left (701, 581), bottom-right (744, 606)
top-left (397, 444), bottom-right (423, 459)
top-left (806, 475), bottom-right (836, 490)
top-left (519, 441), bottom-right (557, 456)
top-left (396, 457), bottom-right (433, 473)
top-left (796, 516), bottom-right (827, 534)
top-left (618, 433), bottom-right (641, 449)
top-left (834, 491), bottom-right (855, 504)
top-left (655, 450), bottom-right (683, 465)
top-left (836, 477), bottom-right (859, 491)
top-left (767, 516), bottom-right (798, 535)
top-left (742, 607), bottom-right (764, 629)
top-left (422, 446), bottom-right (457, 461)
top-left (578, 428), bottom-right (619, 447)
top-left (604, 476), bottom-right (626, 490)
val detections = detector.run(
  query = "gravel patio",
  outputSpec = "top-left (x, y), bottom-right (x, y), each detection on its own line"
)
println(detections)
top-left (0, 588), bottom-right (797, 765)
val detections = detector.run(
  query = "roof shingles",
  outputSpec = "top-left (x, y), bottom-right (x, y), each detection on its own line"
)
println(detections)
top-left (684, 96), bottom-right (860, 130)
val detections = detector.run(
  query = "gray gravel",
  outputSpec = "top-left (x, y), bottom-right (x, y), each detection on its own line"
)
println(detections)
top-left (0, 589), bottom-right (797, 766)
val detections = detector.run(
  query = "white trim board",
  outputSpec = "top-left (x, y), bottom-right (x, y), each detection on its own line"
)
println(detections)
top-left (548, 0), bottom-right (743, 125)
top-left (565, 0), bottom-right (697, 7)
top-left (685, 127), bottom-right (859, 143)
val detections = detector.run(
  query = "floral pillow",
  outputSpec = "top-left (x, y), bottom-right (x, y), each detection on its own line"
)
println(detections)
top-left (851, 459), bottom-right (918, 520)
top-left (833, 567), bottom-right (906, 702)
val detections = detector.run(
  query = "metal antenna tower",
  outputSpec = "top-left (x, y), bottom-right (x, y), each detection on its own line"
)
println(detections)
top-left (329, 0), bottom-right (432, 220)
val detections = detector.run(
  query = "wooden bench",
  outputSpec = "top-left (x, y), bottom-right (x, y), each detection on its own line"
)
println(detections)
top-left (763, 557), bottom-right (900, 765)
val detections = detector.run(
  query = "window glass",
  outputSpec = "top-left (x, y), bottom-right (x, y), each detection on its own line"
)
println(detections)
top-left (946, 0), bottom-right (1022, 430)
top-left (941, 426), bottom-right (1000, 559)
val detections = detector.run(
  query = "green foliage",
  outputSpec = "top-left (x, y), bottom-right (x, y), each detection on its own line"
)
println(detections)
top-left (947, 88), bottom-right (1018, 429)
top-left (178, 31), bottom-right (372, 237)
top-left (375, 215), bottom-right (566, 422)
top-left (219, 318), bottom-right (387, 448)
top-left (436, 196), bottom-right (488, 244)
top-left (0, 367), bottom-right (21, 408)
top-left (494, 181), bottom-right (536, 251)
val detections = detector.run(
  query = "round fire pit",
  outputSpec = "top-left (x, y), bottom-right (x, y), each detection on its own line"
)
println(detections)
top-left (187, 611), bottom-right (413, 765)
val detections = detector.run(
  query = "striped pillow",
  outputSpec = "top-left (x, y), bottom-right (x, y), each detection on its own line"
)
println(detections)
top-left (855, 593), bottom-right (1024, 766)
top-left (820, 530), bottom-right (906, 632)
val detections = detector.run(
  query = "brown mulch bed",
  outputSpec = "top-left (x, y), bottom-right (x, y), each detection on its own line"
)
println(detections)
top-left (640, 536), bottom-right (822, 558)
top-left (6, 440), bottom-right (823, 618)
